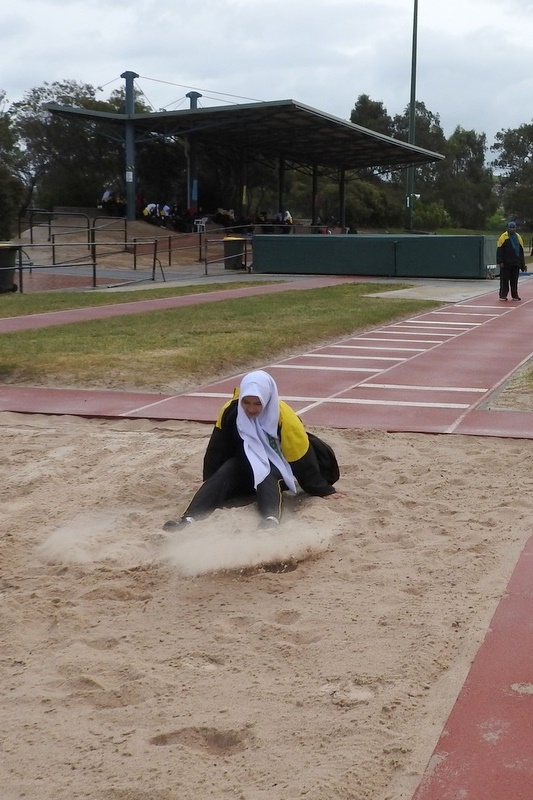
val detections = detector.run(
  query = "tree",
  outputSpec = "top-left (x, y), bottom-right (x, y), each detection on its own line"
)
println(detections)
top-left (412, 201), bottom-right (452, 231)
top-left (10, 80), bottom-right (127, 208)
top-left (491, 123), bottom-right (533, 224)
top-left (391, 101), bottom-right (447, 196)
top-left (350, 94), bottom-right (393, 136)
top-left (349, 95), bottom-right (394, 181)
top-left (343, 178), bottom-right (403, 230)
top-left (8, 80), bottom-right (164, 210)
top-left (0, 91), bottom-right (25, 238)
top-left (436, 127), bottom-right (496, 229)
top-left (0, 160), bottom-right (24, 240)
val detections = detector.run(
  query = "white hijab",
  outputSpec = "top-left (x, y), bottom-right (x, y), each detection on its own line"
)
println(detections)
top-left (236, 370), bottom-right (297, 494)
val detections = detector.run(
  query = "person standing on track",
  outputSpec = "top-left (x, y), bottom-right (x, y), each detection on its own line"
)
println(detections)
top-left (496, 220), bottom-right (526, 301)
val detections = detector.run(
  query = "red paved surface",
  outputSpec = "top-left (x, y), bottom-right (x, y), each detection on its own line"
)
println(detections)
top-left (0, 276), bottom-right (357, 331)
top-left (413, 534), bottom-right (533, 800)
top-left (2, 275), bottom-right (533, 799)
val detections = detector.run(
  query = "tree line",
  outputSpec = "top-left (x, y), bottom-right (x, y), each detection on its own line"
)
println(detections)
top-left (0, 82), bottom-right (531, 239)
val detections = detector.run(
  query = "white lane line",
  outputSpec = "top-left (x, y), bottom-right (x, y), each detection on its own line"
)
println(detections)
top-left (324, 345), bottom-right (426, 352)
top-left (432, 311), bottom-right (496, 318)
top-left (182, 392), bottom-right (233, 399)
top-left (274, 364), bottom-right (384, 372)
top-left (386, 327), bottom-right (471, 334)
top-left (390, 321), bottom-right (479, 328)
top-left (358, 383), bottom-right (487, 393)
top-left (298, 397), bottom-right (470, 410)
top-left (457, 304), bottom-right (510, 309)
top-left (301, 353), bottom-right (405, 362)
top-left (393, 319), bottom-right (481, 326)
top-left (119, 395), bottom-right (201, 415)
top-left (384, 320), bottom-right (470, 333)
top-left (185, 392), bottom-right (473, 410)
top-left (356, 335), bottom-right (449, 343)
top-left (365, 328), bottom-right (455, 334)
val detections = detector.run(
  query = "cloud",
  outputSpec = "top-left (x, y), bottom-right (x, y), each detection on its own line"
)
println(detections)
top-left (3, 0), bottom-right (533, 153)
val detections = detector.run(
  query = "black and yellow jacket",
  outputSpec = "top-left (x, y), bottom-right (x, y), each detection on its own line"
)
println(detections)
top-left (203, 393), bottom-right (337, 496)
top-left (496, 231), bottom-right (526, 270)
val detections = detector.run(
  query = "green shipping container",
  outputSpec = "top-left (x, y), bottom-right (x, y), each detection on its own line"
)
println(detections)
top-left (251, 234), bottom-right (497, 280)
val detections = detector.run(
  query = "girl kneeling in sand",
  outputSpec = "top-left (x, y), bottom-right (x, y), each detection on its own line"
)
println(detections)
top-left (163, 370), bottom-right (343, 531)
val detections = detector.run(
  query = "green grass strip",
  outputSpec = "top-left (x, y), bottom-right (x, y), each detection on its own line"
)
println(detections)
top-left (0, 283), bottom-right (440, 391)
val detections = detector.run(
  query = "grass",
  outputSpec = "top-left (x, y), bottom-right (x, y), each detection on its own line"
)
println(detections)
top-left (0, 283), bottom-right (441, 392)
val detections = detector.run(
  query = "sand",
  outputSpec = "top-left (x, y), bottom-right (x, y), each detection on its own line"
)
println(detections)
top-left (2, 410), bottom-right (532, 800)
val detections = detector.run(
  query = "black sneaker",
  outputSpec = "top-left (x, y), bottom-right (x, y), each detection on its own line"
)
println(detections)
top-left (163, 516), bottom-right (194, 531)
top-left (258, 516), bottom-right (280, 530)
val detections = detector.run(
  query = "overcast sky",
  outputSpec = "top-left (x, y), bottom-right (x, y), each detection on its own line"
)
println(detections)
top-left (3, 0), bottom-right (533, 158)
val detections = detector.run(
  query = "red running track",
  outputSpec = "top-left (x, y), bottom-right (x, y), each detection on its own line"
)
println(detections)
top-left (412, 533), bottom-right (533, 800)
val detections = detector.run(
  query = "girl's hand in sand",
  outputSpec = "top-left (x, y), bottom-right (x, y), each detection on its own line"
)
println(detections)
top-left (325, 491), bottom-right (347, 500)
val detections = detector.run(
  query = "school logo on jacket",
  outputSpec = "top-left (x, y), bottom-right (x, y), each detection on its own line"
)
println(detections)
top-left (267, 433), bottom-right (282, 456)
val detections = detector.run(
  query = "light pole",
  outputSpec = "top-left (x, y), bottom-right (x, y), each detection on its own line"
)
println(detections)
top-left (121, 70), bottom-right (139, 222)
top-left (186, 92), bottom-right (202, 214)
top-left (405, 0), bottom-right (418, 230)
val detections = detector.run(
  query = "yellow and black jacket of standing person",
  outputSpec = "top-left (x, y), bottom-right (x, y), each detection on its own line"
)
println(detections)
top-left (496, 229), bottom-right (526, 270)
top-left (203, 391), bottom-right (338, 496)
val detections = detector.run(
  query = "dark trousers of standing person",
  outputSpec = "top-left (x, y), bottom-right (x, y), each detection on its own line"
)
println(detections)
top-left (500, 264), bottom-right (520, 299)
top-left (182, 456), bottom-right (284, 521)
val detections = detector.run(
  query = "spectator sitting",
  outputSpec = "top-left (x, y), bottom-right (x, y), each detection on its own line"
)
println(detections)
top-left (101, 188), bottom-right (112, 208)
top-left (213, 208), bottom-right (237, 230)
top-left (101, 189), bottom-right (117, 215)
top-left (142, 203), bottom-right (159, 225)
top-left (158, 203), bottom-right (171, 227)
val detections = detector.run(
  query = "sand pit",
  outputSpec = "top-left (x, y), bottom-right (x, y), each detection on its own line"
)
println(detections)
top-left (1, 411), bottom-right (531, 799)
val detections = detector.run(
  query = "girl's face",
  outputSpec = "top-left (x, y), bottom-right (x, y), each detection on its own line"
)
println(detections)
top-left (241, 395), bottom-right (263, 418)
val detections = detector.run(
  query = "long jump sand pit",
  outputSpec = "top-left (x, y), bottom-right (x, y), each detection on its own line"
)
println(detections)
top-left (1, 411), bottom-right (531, 799)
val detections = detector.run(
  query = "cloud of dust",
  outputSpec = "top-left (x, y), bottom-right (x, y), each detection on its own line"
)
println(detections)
top-left (34, 505), bottom-right (340, 576)
top-left (35, 510), bottom-right (153, 567)
top-left (159, 514), bottom-right (338, 576)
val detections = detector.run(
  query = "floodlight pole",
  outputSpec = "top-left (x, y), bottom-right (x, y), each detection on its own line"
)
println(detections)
top-left (186, 92), bottom-right (202, 214)
top-left (405, 0), bottom-right (418, 230)
top-left (121, 70), bottom-right (139, 222)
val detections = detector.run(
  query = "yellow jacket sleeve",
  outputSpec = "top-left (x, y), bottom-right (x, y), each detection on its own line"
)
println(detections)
top-left (278, 400), bottom-right (311, 461)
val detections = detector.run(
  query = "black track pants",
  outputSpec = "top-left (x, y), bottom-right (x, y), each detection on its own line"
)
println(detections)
top-left (500, 265), bottom-right (520, 298)
top-left (183, 456), bottom-right (285, 521)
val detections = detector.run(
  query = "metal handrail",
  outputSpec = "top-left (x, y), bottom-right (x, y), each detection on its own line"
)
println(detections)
top-left (27, 209), bottom-right (92, 244)
top-left (93, 216), bottom-right (128, 246)
top-left (7, 219), bottom-right (290, 293)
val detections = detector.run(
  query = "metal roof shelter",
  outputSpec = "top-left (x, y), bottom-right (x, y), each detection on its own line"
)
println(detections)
top-left (45, 73), bottom-right (444, 222)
